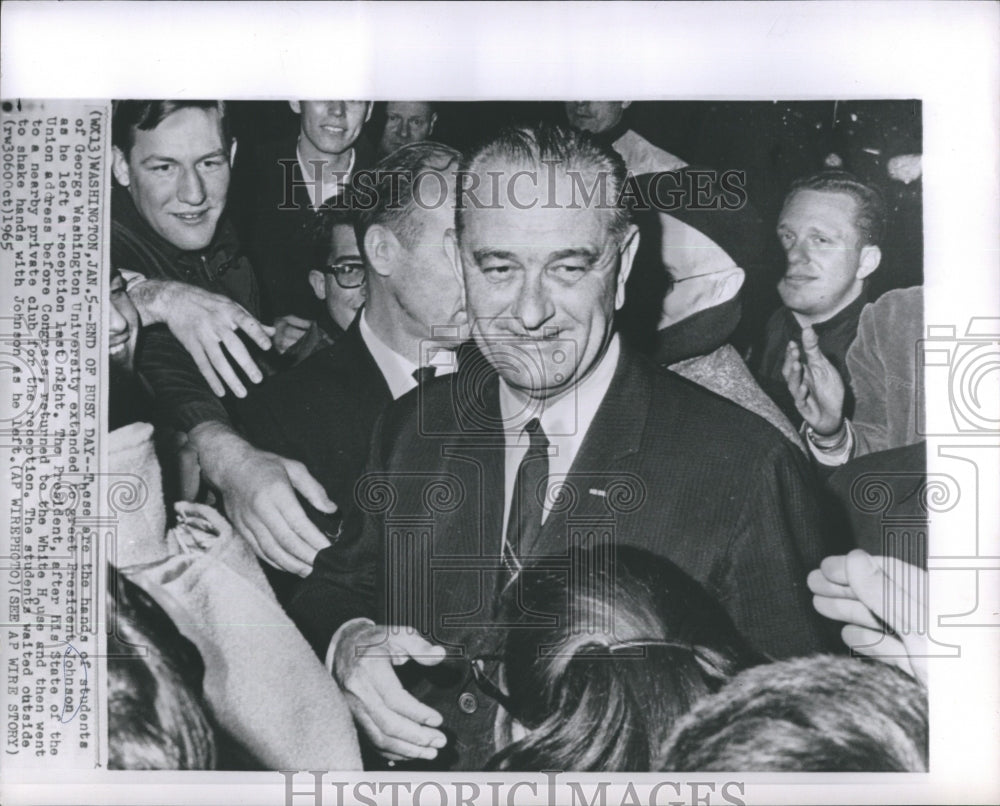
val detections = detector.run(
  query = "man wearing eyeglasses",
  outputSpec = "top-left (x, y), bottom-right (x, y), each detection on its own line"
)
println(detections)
top-left (280, 210), bottom-right (368, 364)
top-left (238, 142), bottom-right (467, 600)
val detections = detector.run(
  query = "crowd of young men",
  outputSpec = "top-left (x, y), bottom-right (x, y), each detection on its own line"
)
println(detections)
top-left (108, 99), bottom-right (926, 771)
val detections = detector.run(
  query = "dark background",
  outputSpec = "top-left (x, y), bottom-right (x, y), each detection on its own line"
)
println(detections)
top-left (228, 100), bottom-right (923, 344)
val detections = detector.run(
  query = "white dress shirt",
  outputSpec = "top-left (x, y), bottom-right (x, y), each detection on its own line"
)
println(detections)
top-left (498, 335), bottom-right (621, 547)
top-left (296, 142), bottom-right (356, 209)
top-left (358, 311), bottom-right (457, 399)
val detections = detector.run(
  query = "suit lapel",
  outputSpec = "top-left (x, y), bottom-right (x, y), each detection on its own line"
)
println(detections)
top-left (533, 346), bottom-right (653, 553)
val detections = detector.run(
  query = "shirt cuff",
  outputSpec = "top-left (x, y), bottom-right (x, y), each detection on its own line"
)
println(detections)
top-left (324, 617), bottom-right (376, 674)
top-left (806, 420), bottom-right (855, 467)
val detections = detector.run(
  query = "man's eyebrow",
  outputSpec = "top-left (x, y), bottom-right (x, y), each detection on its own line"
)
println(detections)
top-left (139, 148), bottom-right (228, 165)
top-left (547, 247), bottom-right (599, 262)
top-left (473, 248), bottom-right (519, 263)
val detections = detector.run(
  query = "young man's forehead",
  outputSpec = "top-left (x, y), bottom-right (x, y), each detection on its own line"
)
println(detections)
top-left (130, 107), bottom-right (226, 152)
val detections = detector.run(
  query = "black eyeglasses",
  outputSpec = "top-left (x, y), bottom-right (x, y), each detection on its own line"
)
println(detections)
top-left (324, 261), bottom-right (366, 289)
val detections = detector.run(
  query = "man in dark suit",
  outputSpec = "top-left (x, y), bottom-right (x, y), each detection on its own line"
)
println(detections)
top-left (292, 124), bottom-right (842, 770)
top-left (238, 142), bottom-right (467, 560)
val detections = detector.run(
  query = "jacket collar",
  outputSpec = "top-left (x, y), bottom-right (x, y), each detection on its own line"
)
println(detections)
top-left (112, 185), bottom-right (243, 272)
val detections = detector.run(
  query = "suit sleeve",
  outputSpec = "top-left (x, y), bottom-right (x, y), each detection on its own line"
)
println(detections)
top-left (846, 303), bottom-right (889, 457)
top-left (286, 411), bottom-right (388, 658)
top-left (139, 324), bottom-right (232, 432)
top-left (722, 440), bottom-right (846, 659)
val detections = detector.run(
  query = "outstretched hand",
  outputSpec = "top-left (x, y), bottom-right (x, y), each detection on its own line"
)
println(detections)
top-left (188, 422), bottom-right (337, 576)
top-left (334, 622), bottom-right (448, 762)
top-left (781, 326), bottom-right (845, 435)
top-left (808, 549), bottom-right (928, 686)
top-left (132, 279), bottom-right (274, 398)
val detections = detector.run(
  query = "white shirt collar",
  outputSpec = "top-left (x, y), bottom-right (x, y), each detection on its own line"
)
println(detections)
top-left (359, 310), bottom-right (457, 400)
top-left (498, 335), bottom-right (621, 447)
top-left (296, 142), bottom-right (356, 209)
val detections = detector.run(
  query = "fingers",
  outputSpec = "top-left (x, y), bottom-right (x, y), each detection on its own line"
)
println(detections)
top-left (204, 339), bottom-right (249, 398)
top-left (234, 309), bottom-right (273, 351)
top-left (841, 625), bottom-right (914, 676)
top-left (283, 459), bottom-right (338, 514)
top-left (220, 330), bottom-right (264, 385)
top-left (260, 324), bottom-right (277, 338)
top-left (357, 662), bottom-right (447, 741)
top-left (819, 554), bottom-right (850, 585)
top-left (238, 508), bottom-right (312, 576)
top-left (387, 631), bottom-right (447, 669)
top-left (800, 325), bottom-right (823, 359)
top-left (187, 342), bottom-right (227, 397)
top-left (352, 706), bottom-right (444, 762)
top-left (812, 593), bottom-right (884, 631)
top-left (806, 566), bottom-right (853, 598)
top-left (846, 551), bottom-right (927, 639)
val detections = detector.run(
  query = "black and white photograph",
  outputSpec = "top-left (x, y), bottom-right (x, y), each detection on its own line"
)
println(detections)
top-left (1, 3), bottom-right (997, 805)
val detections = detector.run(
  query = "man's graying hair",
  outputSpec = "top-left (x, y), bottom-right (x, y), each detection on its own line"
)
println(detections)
top-left (351, 141), bottom-right (462, 253)
top-left (457, 122), bottom-right (632, 244)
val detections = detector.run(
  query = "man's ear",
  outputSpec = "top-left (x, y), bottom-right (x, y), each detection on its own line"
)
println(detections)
top-left (289, 101), bottom-right (302, 115)
top-left (228, 138), bottom-right (238, 167)
top-left (308, 269), bottom-right (328, 300)
top-left (429, 113), bottom-right (438, 134)
top-left (622, 101), bottom-right (633, 111)
top-left (615, 224), bottom-right (640, 310)
top-left (111, 146), bottom-right (131, 187)
top-left (364, 224), bottom-right (397, 278)
top-left (444, 228), bottom-right (465, 293)
top-left (364, 102), bottom-right (374, 124)
top-left (857, 244), bottom-right (882, 280)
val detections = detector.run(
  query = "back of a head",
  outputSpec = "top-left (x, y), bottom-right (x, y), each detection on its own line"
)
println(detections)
top-left (658, 654), bottom-right (928, 772)
top-left (350, 140), bottom-right (462, 253)
top-left (487, 545), bottom-right (764, 771)
top-left (107, 568), bottom-right (217, 770)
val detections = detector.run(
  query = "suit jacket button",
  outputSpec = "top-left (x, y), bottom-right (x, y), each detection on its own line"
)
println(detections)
top-left (458, 692), bottom-right (478, 714)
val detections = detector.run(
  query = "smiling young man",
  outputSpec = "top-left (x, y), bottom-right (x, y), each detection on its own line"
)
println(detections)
top-left (111, 100), bottom-right (339, 580)
top-left (232, 100), bottom-right (374, 336)
top-left (754, 172), bottom-right (885, 428)
top-left (296, 123), bottom-right (840, 771)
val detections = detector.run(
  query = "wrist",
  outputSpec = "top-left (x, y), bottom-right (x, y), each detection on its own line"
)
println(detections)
top-left (129, 278), bottom-right (173, 326)
top-left (806, 419), bottom-right (848, 449)
top-left (188, 421), bottom-right (248, 484)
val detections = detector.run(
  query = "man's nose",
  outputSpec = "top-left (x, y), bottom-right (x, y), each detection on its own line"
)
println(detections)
top-left (787, 242), bottom-right (809, 267)
top-left (327, 101), bottom-right (347, 117)
top-left (177, 166), bottom-right (207, 206)
top-left (573, 102), bottom-right (592, 115)
top-left (109, 302), bottom-right (128, 337)
top-left (512, 273), bottom-right (554, 331)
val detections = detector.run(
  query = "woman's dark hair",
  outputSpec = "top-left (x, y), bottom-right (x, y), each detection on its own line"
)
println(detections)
top-left (107, 566), bottom-right (216, 769)
top-left (658, 654), bottom-right (928, 772)
top-left (486, 545), bottom-right (765, 771)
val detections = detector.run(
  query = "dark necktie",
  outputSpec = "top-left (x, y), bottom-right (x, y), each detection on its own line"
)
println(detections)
top-left (504, 418), bottom-right (549, 577)
top-left (412, 365), bottom-right (437, 386)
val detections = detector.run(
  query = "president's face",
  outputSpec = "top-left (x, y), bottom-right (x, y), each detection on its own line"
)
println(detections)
top-left (112, 106), bottom-right (231, 251)
top-left (456, 160), bottom-right (636, 400)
